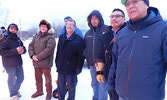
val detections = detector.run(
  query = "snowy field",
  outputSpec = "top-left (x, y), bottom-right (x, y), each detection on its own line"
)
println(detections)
top-left (0, 39), bottom-right (167, 100)
top-left (0, 39), bottom-right (93, 100)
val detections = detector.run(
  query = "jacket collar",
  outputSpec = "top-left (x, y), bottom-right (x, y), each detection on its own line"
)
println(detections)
top-left (127, 7), bottom-right (162, 30)
top-left (66, 32), bottom-right (76, 41)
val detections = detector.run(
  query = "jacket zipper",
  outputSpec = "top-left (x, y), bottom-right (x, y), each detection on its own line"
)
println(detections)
top-left (126, 30), bottom-right (136, 96)
top-left (93, 31), bottom-right (95, 65)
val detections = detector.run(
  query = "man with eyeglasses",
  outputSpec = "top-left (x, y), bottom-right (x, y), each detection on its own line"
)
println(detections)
top-left (58, 16), bottom-right (84, 38)
top-left (108, 0), bottom-right (167, 100)
top-left (55, 19), bottom-right (85, 100)
top-left (107, 8), bottom-right (126, 100)
top-left (109, 8), bottom-right (126, 41)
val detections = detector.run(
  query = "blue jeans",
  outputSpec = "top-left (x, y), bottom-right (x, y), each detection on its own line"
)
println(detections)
top-left (58, 73), bottom-right (77, 100)
top-left (90, 66), bottom-right (108, 100)
top-left (5, 66), bottom-right (24, 97)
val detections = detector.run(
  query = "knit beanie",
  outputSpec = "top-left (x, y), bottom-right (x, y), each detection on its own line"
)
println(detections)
top-left (39, 19), bottom-right (51, 30)
top-left (64, 16), bottom-right (72, 20)
top-left (121, 0), bottom-right (149, 6)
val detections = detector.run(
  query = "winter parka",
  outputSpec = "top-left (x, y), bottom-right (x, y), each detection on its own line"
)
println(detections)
top-left (55, 32), bottom-right (85, 75)
top-left (28, 29), bottom-right (56, 68)
top-left (108, 7), bottom-right (167, 100)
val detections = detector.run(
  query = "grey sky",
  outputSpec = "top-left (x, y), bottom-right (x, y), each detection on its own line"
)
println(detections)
top-left (1, 0), bottom-right (167, 30)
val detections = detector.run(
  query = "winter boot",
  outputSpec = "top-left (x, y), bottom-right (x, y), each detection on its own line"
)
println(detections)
top-left (17, 91), bottom-right (21, 98)
top-left (31, 91), bottom-right (43, 98)
top-left (45, 93), bottom-right (51, 100)
top-left (10, 95), bottom-right (19, 100)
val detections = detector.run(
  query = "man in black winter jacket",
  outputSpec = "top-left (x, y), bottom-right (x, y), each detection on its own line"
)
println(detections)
top-left (0, 23), bottom-right (26, 100)
top-left (84, 10), bottom-right (110, 100)
top-left (56, 19), bottom-right (85, 100)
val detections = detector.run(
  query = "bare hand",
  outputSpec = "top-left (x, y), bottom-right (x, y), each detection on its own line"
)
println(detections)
top-left (2, 68), bottom-right (5, 73)
top-left (32, 55), bottom-right (39, 61)
top-left (16, 46), bottom-right (24, 54)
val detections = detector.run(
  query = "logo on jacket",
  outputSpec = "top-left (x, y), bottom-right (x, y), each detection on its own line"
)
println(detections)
top-left (102, 31), bottom-right (106, 34)
top-left (142, 36), bottom-right (149, 39)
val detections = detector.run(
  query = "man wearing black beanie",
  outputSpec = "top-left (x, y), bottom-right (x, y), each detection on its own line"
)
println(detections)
top-left (108, 0), bottom-right (167, 100)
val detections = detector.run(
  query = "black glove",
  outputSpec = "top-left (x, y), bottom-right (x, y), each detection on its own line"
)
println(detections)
top-left (108, 89), bottom-right (119, 100)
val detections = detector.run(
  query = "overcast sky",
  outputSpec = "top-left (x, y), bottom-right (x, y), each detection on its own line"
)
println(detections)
top-left (1, 0), bottom-right (167, 30)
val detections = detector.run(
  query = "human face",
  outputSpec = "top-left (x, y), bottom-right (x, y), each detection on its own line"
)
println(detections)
top-left (66, 21), bottom-right (76, 35)
top-left (125, 0), bottom-right (148, 21)
top-left (110, 11), bottom-right (125, 29)
top-left (9, 26), bottom-right (17, 34)
top-left (91, 15), bottom-right (99, 27)
top-left (40, 25), bottom-right (48, 33)
top-left (1, 29), bottom-right (5, 32)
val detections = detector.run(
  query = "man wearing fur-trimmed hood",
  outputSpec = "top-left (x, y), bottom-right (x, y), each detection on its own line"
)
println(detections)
top-left (28, 19), bottom-right (56, 100)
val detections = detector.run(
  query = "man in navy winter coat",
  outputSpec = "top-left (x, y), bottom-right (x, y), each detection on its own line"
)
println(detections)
top-left (108, 0), bottom-right (167, 100)
top-left (0, 23), bottom-right (26, 100)
top-left (55, 19), bottom-right (85, 100)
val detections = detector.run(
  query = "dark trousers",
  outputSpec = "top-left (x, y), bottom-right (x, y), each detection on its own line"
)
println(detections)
top-left (6, 66), bottom-right (24, 97)
top-left (34, 67), bottom-right (52, 94)
top-left (58, 73), bottom-right (77, 100)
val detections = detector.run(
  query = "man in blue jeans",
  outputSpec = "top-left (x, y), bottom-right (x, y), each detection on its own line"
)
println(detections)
top-left (0, 23), bottom-right (26, 100)
top-left (84, 10), bottom-right (110, 100)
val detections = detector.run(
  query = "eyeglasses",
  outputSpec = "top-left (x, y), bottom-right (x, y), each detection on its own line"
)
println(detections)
top-left (125, 0), bottom-right (143, 7)
top-left (66, 24), bottom-right (74, 26)
top-left (40, 25), bottom-right (47, 28)
top-left (109, 14), bottom-right (124, 19)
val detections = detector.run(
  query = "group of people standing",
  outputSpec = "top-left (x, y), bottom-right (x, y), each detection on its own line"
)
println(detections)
top-left (0, 0), bottom-right (167, 100)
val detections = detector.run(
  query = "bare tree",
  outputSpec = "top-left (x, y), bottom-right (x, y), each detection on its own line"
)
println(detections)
top-left (0, 1), bottom-right (10, 27)
top-left (52, 22), bottom-right (64, 38)
top-left (19, 25), bottom-right (38, 40)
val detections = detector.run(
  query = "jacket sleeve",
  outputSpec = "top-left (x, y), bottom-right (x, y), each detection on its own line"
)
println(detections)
top-left (76, 39), bottom-right (86, 74)
top-left (108, 40), bottom-right (118, 91)
top-left (18, 38), bottom-right (26, 54)
top-left (55, 38), bottom-right (60, 65)
top-left (36, 36), bottom-right (56, 61)
top-left (94, 33), bottom-right (106, 63)
top-left (0, 44), bottom-right (18, 56)
top-left (28, 36), bottom-right (36, 58)
top-left (163, 32), bottom-right (167, 67)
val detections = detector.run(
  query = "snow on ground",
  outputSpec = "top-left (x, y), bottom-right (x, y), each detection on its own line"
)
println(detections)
top-left (0, 40), bottom-right (93, 100)
top-left (0, 39), bottom-right (167, 100)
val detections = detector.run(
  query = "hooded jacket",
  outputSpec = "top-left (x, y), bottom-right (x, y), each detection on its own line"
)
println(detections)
top-left (28, 29), bottom-right (56, 68)
top-left (108, 7), bottom-right (167, 100)
top-left (0, 24), bottom-right (26, 68)
top-left (84, 10), bottom-right (110, 66)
